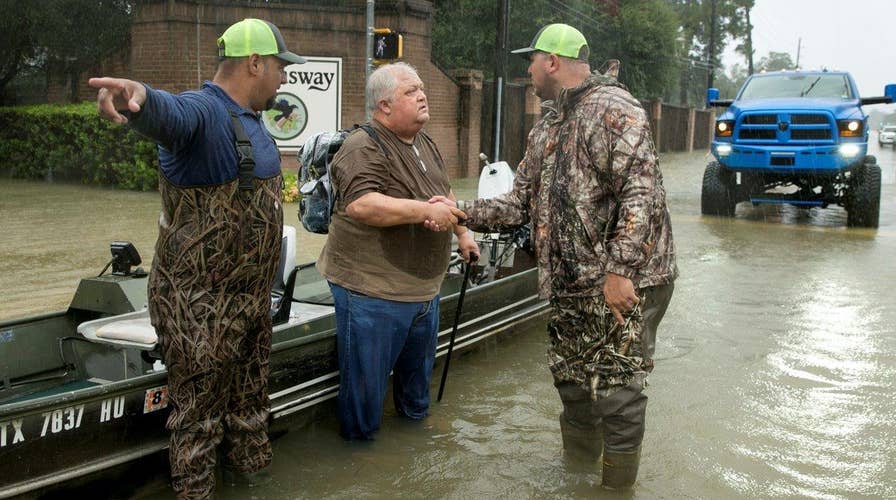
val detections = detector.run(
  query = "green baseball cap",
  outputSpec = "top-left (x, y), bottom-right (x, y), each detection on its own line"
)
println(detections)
top-left (217, 18), bottom-right (305, 64)
top-left (511, 23), bottom-right (589, 60)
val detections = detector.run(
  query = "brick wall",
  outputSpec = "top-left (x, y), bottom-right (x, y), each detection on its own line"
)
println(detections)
top-left (57, 0), bottom-right (475, 178)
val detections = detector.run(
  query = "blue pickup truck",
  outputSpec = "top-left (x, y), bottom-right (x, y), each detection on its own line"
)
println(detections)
top-left (705, 70), bottom-right (896, 227)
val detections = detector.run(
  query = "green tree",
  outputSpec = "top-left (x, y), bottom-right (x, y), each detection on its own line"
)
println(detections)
top-left (714, 62), bottom-right (747, 98)
top-left (432, 0), bottom-right (678, 99)
top-left (670, 0), bottom-right (753, 106)
top-left (0, 1), bottom-right (42, 104)
top-left (40, 0), bottom-right (133, 103)
top-left (757, 51), bottom-right (795, 72)
top-left (608, 0), bottom-right (679, 99)
top-left (729, 0), bottom-right (755, 74)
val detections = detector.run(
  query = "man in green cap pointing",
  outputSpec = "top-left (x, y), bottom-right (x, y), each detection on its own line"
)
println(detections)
top-left (430, 23), bottom-right (677, 490)
top-left (90, 18), bottom-right (303, 498)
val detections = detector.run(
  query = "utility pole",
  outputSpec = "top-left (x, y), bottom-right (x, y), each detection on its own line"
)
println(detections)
top-left (491, 0), bottom-right (509, 161)
top-left (365, 0), bottom-right (375, 120)
top-left (706, 0), bottom-right (717, 90)
top-left (745, 6), bottom-right (754, 75)
top-left (795, 37), bottom-right (801, 68)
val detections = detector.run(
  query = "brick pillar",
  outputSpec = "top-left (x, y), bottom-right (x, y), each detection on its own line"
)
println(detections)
top-left (449, 69), bottom-right (483, 178)
top-left (519, 79), bottom-right (540, 142)
top-left (686, 107), bottom-right (696, 152)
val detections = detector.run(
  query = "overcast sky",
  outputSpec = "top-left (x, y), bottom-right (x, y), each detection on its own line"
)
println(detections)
top-left (722, 0), bottom-right (896, 100)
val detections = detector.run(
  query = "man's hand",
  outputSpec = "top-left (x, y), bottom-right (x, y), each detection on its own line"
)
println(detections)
top-left (425, 201), bottom-right (465, 232)
top-left (427, 195), bottom-right (455, 207)
top-left (88, 77), bottom-right (147, 125)
top-left (603, 272), bottom-right (639, 326)
top-left (424, 196), bottom-right (465, 232)
top-left (456, 230), bottom-right (479, 262)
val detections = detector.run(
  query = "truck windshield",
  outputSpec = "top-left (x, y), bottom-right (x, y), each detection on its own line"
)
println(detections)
top-left (738, 74), bottom-right (852, 100)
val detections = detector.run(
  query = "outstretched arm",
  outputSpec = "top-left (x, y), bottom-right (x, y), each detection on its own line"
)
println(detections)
top-left (88, 77), bottom-right (147, 125)
top-left (346, 192), bottom-right (466, 230)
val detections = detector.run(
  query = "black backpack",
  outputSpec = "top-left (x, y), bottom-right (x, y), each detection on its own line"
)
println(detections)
top-left (296, 124), bottom-right (389, 234)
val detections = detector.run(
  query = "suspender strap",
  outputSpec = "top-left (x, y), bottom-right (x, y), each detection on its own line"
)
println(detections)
top-left (229, 110), bottom-right (255, 201)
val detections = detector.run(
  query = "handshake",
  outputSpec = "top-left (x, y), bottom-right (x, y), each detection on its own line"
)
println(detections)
top-left (424, 195), bottom-right (480, 263)
top-left (422, 195), bottom-right (467, 233)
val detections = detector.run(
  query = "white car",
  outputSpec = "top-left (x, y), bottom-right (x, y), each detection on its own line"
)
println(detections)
top-left (879, 125), bottom-right (896, 146)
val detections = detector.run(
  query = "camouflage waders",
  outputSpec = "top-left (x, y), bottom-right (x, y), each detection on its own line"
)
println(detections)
top-left (548, 284), bottom-right (672, 481)
top-left (149, 174), bottom-right (283, 499)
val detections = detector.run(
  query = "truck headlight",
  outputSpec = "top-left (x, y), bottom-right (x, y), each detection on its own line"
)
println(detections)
top-left (715, 120), bottom-right (734, 137)
top-left (716, 144), bottom-right (732, 157)
top-left (839, 144), bottom-right (860, 158)
top-left (837, 120), bottom-right (863, 137)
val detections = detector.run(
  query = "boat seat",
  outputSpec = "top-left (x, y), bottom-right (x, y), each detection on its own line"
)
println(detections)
top-left (78, 309), bottom-right (156, 349)
top-left (78, 225), bottom-right (300, 353)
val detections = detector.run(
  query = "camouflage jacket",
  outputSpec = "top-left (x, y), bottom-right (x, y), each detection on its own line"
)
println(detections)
top-left (461, 69), bottom-right (678, 299)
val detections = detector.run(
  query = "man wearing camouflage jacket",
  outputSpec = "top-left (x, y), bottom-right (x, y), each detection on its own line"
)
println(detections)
top-left (429, 24), bottom-right (676, 489)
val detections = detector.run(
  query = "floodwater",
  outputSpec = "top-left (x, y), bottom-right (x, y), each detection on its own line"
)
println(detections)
top-left (4, 141), bottom-right (896, 498)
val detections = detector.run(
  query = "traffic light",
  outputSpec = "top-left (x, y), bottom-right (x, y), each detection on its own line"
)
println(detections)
top-left (373, 28), bottom-right (402, 61)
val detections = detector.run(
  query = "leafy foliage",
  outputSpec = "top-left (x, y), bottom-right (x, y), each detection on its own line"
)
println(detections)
top-left (432, 0), bottom-right (678, 99)
top-left (0, 103), bottom-right (300, 201)
top-left (0, 1), bottom-right (42, 104)
top-left (0, 0), bottom-right (132, 103)
top-left (757, 51), bottom-right (796, 72)
top-left (668, 0), bottom-right (755, 106)
top-left (41, 0), bottom-right (133, 102)
top-left (610, 0), bottom-right (679, 98)
top-left (0, 103), bottom-right (159, 191)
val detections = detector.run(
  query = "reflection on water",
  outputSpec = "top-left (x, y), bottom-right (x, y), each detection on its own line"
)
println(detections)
top-left (10, 143), bottom-right (896, 498)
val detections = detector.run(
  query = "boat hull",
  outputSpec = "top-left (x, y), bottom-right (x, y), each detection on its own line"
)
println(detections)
top-left (0, 262), bottom-right (545, 498)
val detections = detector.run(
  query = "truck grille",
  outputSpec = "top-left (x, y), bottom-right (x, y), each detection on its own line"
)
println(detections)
top-left (742, 114), bottom-right (777, 125)
top-left (736, 112), bottom-right (835, 143)
top-left (740, 129), bottom-right (777, 140)
top-left (791, 129), bottom-right (832, 140)
top-left (790, 114), bottom-right (828, 124)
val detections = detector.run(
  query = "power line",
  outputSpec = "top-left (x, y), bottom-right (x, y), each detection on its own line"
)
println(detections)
top-left (551, 0), bottom-right (604, 28)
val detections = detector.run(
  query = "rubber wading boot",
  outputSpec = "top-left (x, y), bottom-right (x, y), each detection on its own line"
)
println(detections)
top-left (559, 414), bottom-right (603, 461)
top-left (601, 448), bottom-right (640, 489)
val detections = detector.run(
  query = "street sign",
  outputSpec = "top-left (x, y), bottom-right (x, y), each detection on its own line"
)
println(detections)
top-left (261, 56), bottom-right (342, 150)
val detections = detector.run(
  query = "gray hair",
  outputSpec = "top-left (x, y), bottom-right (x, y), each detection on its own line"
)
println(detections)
top-left (366, 62), bottom-right (420, 114)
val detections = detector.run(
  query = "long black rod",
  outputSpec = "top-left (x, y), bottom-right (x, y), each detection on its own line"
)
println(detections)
top-left (437, 254), bottom-right (478, 402)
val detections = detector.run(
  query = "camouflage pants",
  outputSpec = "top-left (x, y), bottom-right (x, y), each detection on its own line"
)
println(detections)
top-left (149, 174), bottom-right (282, 499)
top-left (549, 284), bottom-right (673, 452)
top-left (547, 284), bottom-right (673, 399)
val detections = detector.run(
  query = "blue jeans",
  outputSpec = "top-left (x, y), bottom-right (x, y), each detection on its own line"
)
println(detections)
top-left (329, 282), bottom-right (440, 440)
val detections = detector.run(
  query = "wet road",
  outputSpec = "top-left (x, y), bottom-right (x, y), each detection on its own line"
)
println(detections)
top-left (3, 142), bottom-right (896, 498)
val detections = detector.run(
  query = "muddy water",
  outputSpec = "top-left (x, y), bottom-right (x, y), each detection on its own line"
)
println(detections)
top-left (6, 143), bottom-right (896, 498)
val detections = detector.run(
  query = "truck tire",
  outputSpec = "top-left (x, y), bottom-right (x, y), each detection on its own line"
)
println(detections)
top-left (846, 156), bottom-right (881, 228)
top-left (701, 161), bottom-right (736, 216)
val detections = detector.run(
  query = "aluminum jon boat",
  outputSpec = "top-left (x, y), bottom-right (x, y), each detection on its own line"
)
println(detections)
top-left (0, 162), bottom-right (545, 498)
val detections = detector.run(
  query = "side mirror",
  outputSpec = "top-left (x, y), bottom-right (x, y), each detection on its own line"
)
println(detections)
top-left (705, 87), bottom-right (733, 108)
top-left (859, 83), bottom-right (896, 106)
top-left (706, 88), bottom-right (719, 107)
top-left (886, 84), bottom-right (896, 102)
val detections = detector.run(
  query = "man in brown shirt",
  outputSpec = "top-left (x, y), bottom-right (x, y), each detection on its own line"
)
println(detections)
top-left (317, 62), bottom-right (478, 440)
